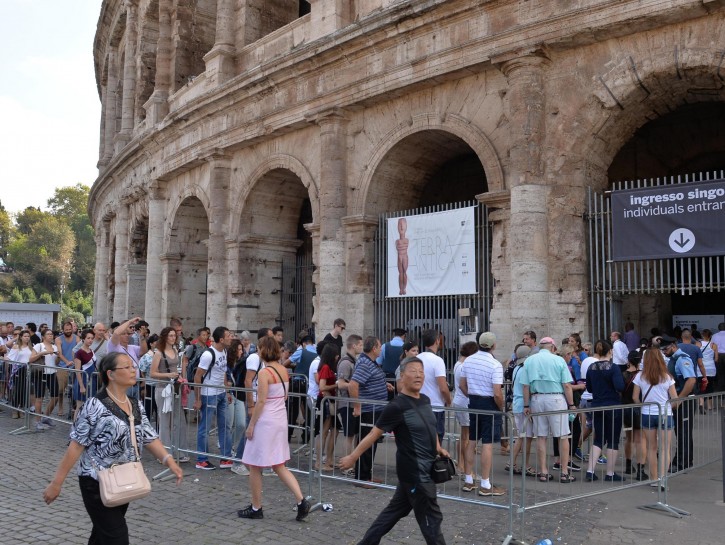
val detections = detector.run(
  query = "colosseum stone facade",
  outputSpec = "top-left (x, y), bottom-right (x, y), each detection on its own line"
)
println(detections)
top-left (90, 0), bottom-right (725, 351)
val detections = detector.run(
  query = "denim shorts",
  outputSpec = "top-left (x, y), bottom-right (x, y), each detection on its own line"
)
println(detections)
top-left (641, 413), bottom-right (673, 430)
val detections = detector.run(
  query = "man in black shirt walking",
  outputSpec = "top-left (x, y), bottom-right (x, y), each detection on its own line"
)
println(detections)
top-left (340, 357), bottom-right (449, 545)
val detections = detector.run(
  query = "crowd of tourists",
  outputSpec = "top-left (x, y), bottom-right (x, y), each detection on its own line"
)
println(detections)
top-left (2, 317), bottom-right (724, 545)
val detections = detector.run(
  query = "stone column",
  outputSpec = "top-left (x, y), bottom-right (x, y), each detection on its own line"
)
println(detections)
top-left (102, 47), bottom-right (119, 164)
top-left (125, 264), bottom-right (147, 318)
top-left (144, 181), bottom-right (167, 334)
top-left (115, 0), bottom-right (139, 152)
top-left (309, 0), bottom-right (353, 41)
top-left (314, 109), bottom-right (349, 333)
top-left (112, 205), bottom-right (131, 321)
top-left (94, 224), bottom-right (111, 324)
top-left (342, 215), bottom-right (378, 337)
top-left (500, 54), bottom-right (550, 346)
top-left (204, 0), bottom-right (236, 86)
top-left (304, 223), bottom-right (321, 331)
top-left (205, 153), bottom-right (231, 327)
top-left (144, 0), bottom-right (172, 124)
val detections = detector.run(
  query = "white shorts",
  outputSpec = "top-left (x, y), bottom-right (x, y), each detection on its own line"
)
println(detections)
top-left (452, 402), bottom-right (470, 427)
top-left (514, 412), bottom-right (533, 438)
top-left (530, 394), bottom-right (570, 438)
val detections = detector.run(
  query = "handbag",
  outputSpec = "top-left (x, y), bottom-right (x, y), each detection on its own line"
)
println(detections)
top-left (430, 455), bottom-right (457, 484)
top-left (96, 406), bottom-right (151, 507)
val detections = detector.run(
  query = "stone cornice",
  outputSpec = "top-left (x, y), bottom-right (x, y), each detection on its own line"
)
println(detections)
top-left (90, 0), bottom-right (719, 213)
top-left (237, 234), bottom-right (302, 252)
top-left (341, 215), bottom-right (378, 230)
top-left (477, 190), bottom-right (511, 210)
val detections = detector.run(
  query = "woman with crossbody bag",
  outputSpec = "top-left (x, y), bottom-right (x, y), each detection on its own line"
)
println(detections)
top-left (632, 348), bottom-right (678, 489)
top-left (150, 327), bottom-right (190, 461)
top-left (44, 352), bottom-right (182, 544)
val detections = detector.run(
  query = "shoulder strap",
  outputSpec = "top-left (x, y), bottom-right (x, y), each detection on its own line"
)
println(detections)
top-left (267, 365), bottom-right (288, 395)
top-left (641, 383), bottom-right (654, 404)
top-left (201, 348), bottom-right (217, 381)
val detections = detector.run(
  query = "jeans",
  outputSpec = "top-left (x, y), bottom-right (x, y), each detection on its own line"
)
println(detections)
top-left (357, 481), bottom-right (445, 545)
top-left (197, 392), bottom-right (231, 462)
top-left (79, 476), bottom-right (130, 545)
top-left (226, 397), bottom-right (247, 459)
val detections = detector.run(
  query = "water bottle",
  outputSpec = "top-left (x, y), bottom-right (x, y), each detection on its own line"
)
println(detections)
top-left (534, 539), bottom-right (553, 545)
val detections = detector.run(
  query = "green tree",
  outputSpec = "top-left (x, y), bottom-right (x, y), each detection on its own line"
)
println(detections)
top-left (38, 292), bottom-right (53, 304)
top-left (6, 215), bottom-right (75, 295)
top-left (15, 206), bottom-right (46, 235)
top-left (0, 200), bottom-right (14, 260)
top-left (21, 287), bottom-right (37, 303)
top-left (9, 286), bottom-right (24, 302)
top-left (48, 184), bottom-right (95, 293)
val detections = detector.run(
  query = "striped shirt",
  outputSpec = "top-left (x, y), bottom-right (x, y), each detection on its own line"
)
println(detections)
top-left (350, 353), bottom-right (388, 414)
top-left (460, 350), bottom-right (503, 396)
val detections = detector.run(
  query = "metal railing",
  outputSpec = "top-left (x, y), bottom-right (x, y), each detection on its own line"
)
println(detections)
top-left (4, 363), bottom-right (725, 543)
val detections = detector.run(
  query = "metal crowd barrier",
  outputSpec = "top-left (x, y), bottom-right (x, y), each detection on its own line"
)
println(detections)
top-left (311, 395), bottom-right (521, 545)
top-left (5, 361), bottom-right (725, 543)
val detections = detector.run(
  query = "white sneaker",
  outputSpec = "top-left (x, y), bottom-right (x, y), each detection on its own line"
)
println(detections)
top-left (231, 464), bottom-right (250, 476)
top-left (42, 417), bottom-right (56, 427)
top-left (262, 467), bottom-right (276, 476)
top-left (35, 422), bottom-right (49, 431)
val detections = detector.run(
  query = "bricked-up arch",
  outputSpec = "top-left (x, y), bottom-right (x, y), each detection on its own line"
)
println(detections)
top-left (171, 0), bottom-right (217, 91)
top-left (235, 167), bottom-right (314, 335)
top-left (356, 117), bottom-right (502, 217)
top-left (165, 196), bottom-right (209, 334)
top-left (135, 0), bottom-right (159, 124)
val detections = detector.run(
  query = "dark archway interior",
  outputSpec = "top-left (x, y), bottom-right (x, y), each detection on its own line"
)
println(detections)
top-left (608, 102), bottom-right (725, 331)
top-left (367, 130), bottom-right (488, 215)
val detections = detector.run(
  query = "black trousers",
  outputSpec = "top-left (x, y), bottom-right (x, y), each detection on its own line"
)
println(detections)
top-left (357, 481), bottom-right (446, 545)
top-left (674, 398), bottom-right (694, 469)
top-left (79, 476), bottom-right (130, 545)
top-left (356, 410), bottom-right (379, 481)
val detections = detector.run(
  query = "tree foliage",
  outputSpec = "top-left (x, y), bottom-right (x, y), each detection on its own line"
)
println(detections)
top-left (0, 185), bottom-right (96, 308)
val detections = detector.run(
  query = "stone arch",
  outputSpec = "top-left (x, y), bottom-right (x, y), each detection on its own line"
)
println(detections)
top-left (230, 153), bottom-right (319, 237)
top-left (354, 113), bottom-right (504, 216)
top-left (165, 195), bottom-right (210, 334)
top-left (164, 185), bottom-right (211, 252)
top-left (573, 45), bottom-right (725, 190)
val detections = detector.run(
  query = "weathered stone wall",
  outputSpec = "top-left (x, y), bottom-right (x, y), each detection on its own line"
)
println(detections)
top-left (90, 0), bottom-right (725, 352)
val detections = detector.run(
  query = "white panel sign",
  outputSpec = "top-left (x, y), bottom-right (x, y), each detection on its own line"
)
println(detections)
top-left (387, 207), bottom-right (476, 297)
top-left (672, 315), bottom-right (724, 332)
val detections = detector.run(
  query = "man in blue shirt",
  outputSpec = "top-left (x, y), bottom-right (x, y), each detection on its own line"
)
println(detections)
top-left (349, 337), bottom-right (393, 484)
top-left (661, 335), bottom-right (696, 471)
top-left (377, 328), bottom-right (406, 377)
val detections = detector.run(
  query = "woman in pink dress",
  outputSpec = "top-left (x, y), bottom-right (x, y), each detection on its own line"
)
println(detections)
top-left (239, 337), bottom-right (311, 521)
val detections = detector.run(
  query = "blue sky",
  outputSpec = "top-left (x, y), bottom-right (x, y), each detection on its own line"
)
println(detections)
top-left (0, 0), bottom-right (101, 213)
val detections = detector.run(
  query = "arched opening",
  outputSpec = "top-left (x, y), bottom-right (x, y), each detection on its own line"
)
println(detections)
top-left (367, 130), bottom-right (490, 365)
top-left (605, 102), bottom-right (725, 336)
top-left (237, 168), bottom-right (313, 337)
top-left (127, 217), bottom-right (148, 318)
top-left (166, 196), bottom-right (209, 334)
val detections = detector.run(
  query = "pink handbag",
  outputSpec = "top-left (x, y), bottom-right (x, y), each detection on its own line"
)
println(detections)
top-left (96, 411), bottom-right (151, 507)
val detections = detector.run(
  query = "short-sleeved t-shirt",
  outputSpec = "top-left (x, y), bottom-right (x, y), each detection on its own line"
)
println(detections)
top-left (337, 354), bottom-right (356, 401)
top-left (632, 373), bottom-right (675, 415)
top-left (33, 342), bottom-right (58, 373)
top-left (75, 348), bottom-right (97, 371)
top-left (677, 343), bottom-right (703, 376)
top-left (460, 350), bottom-right (503, 397)
top-left (579, 357), bottom-right (597, 401)
top-left (198, 346), bottom-right (227, 396)
top-left (518, 350), bottom-right (570, 394)
top-left (452, 360), bottom-right (469, 407)
top-left (417, 351), bottom-right (447, 411)
top-left (375, 393), bottom-right (437, 484)
top-left (350, 353), bottom-right (388, 413)
top-left (307, 357), bottom-right (321, 398)
top-left (246, 352), bottom-right (264, 401)
top-left (317, 363), bottom-right (336, 398)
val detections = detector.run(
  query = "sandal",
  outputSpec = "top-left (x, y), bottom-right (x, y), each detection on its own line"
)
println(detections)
top-left (525, 467), bottom-right (537, 477)
top-left (560, 473), bottom-right (577, 483)
top-left (538, 473), bottom-right (554, 482)
top-left (512, 465), bottom-right (523, 475)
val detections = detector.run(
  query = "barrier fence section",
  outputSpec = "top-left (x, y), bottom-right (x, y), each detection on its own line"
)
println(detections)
top-left (313, 395), bottom-right (522, 545)
top-left (4, 362), bottom-right (725, 543)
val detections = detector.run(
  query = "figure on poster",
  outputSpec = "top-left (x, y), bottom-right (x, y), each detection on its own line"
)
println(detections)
top-left (396, 217), bottom-right (410, 295)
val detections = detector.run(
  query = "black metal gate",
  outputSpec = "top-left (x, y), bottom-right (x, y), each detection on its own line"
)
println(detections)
top-left (279, 250), bottom-right (315, 341)
top-left (587, 170), bottom-right (725, 341)
top-left (374, 201), bottom-right (492, 365)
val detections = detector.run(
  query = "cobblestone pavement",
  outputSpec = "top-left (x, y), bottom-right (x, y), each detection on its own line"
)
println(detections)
top-left (1, 409), bottom-right (722, 545)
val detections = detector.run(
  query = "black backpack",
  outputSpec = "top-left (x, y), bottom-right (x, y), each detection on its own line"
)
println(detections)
top-left (186, 346), bottom-right (216, 384)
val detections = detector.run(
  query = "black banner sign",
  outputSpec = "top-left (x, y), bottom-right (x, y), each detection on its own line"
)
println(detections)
top-left (610, 178), bottom-right (725, 261)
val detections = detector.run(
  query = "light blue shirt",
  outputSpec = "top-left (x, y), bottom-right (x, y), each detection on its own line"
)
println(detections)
top-left (290, 343), bottom-right (317, 364)
top-left (512, 363), bottom-right (526, 414)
